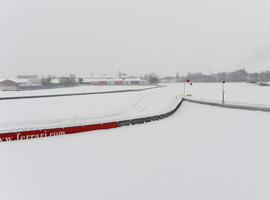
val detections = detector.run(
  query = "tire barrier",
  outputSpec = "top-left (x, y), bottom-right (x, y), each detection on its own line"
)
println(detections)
top-left (0, 85), bottom-right (164, 101)
top-left (118, 99), bottom-right (184, 127)
top-left (0, 98), bottom-right (184, 142)
top-left (184, 98), bottom-right (270, 112)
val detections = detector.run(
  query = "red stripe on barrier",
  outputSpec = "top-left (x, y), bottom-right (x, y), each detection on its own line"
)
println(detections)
top-left (0, 122), bottom-right (119, 142)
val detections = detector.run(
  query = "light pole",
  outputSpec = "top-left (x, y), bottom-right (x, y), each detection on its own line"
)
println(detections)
top-left (222, 81), bottom-right (225, 104)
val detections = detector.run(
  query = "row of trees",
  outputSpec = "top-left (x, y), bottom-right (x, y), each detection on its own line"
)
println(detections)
top-left (177, 69), bottom-right (270, 82)
top-left (141, 73), bottom-right (160, 84)
top-left (41, 74), bottom-right (78, 86)
top-left (40, 69), bottom-right (270, 86)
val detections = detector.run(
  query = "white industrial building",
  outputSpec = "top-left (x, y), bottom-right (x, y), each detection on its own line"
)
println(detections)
top-left (81, 75), bottom-right (146, 86)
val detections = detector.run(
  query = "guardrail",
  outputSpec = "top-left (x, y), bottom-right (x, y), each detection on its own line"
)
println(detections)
top-left (0, 98), bottom-right (184, 142)
top-left (184, 98), bottom-right (270, 112)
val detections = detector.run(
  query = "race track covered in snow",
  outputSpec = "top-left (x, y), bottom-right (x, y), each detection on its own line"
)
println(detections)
top-left (0, 83), bottom-right (270, 200)
top-left (0, 85), bottom-right (180, 132)
top-left (0, 85), bottom-right (156, 98)
top-left (0, 101), bottom-right (270, 200)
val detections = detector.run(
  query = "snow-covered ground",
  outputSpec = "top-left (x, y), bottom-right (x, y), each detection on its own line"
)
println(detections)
top-left (0, 85), bottom-right (155, 98)
top-left (183, 82), bottom-right (270, 106)
top-left (0, 83), bottom-right (270, 200)
top-left (0, 85), bottom-right (180, 132)
top-left (0, 82), bottom-right (270, 131)
top-left (0, 102), bottom-right (270, 200)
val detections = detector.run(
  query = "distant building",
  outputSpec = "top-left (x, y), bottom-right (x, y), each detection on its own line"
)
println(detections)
top-left (50, 78), bottom-right (61, 85)
top-left (113, 78), bottom-right (124, 85)
top-left (95, 80), bottom-right (108, 86)
top-left (0, 78), bottom-right (44, 91)
top-left (124, 78), bottom-right (144, 85)
top-left (17, 75), bottom-right (38, 80)
top-left (16, 78), bottom-right (33, 87)
top-left (0, 79), bottom-right (18, 91)
top-left (17, 75), bottom-right (42, 87)
top-left (81, 75), bottom-right (145, 86)
top-left (28, 78), bottom-right (42, 87)
top-left (82, 78), bottom-right (109, 85)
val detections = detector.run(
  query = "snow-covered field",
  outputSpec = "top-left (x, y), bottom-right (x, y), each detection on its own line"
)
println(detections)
top-left (184, 82), bottom-right (270, 106)
top-left (0, 101), bottom-right (269, 200)
top-left (0, 83), bottom-right (270, 200)
top-left (0, 85), bottom-right (155, 98)
top-left (0, 82), bottom-right (269, 131)
top-left (0, 85), bottom-right (180, 132)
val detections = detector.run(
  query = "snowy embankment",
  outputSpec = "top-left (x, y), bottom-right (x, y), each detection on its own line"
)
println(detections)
top-left (0, 85), bottom-right (181, 132)
top-left (0, 102), bottom-right (269, 200)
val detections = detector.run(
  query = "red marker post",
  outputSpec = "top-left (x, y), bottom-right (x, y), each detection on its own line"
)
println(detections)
top-left (183, 79), bottom-right (190, 96)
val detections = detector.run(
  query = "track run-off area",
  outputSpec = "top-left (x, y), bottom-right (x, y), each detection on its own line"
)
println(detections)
top-left (0, 83), bottom-right (270, 200)
top-left (0, 83), bottom-right (270, 142)
top-left (0, 84), bottom-right (182, 141)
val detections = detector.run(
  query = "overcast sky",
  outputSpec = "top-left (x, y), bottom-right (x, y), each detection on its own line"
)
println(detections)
top-left (1, 0), bottom-right (270, 77)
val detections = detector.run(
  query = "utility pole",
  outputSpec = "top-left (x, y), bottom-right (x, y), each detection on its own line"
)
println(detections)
top-left (222, 81), bottom-right (225, 104)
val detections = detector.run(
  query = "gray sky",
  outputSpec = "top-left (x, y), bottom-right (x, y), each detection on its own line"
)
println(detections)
top-left (1, 0), bottom-right (270, 77)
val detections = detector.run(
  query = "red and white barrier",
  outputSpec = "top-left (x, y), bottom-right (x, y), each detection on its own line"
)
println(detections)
top-left (0, 98), bottom-right (184, 143)
top-left (0, 122), bottom-right (119, 142)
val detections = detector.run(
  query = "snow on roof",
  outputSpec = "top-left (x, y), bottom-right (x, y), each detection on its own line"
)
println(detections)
top-left (51, 78), bottom-right (60, 84)
top-left (0, 78), bottom-right (6, 82)
top-left (125, 78), bottom-right (142, 81)
top-left (12, 78), bottom-right (29, 83)
top-left (112, 78), bottom-right (124, 81)
top-left (82, 75), bottom-right (133, 79)
top-left (82, 78), bottom-right (111, 82)
top-left (0, 78), bottom-right (29, 84)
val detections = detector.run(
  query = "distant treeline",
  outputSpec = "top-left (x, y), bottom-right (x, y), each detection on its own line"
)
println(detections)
top-left (163, 69), bottom-right (270, 82)
top-left (41, 74), bottom-right (78, 86)
top-left (141, 73), bottom-right (160, 84)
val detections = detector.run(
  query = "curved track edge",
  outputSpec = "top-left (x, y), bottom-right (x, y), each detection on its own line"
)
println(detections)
top-left (0, 98), bottom-right (184, 142)
top-left (0, 85), bottom-right (164, 101)
top-left (184, 98), bottom-right (270, 112)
